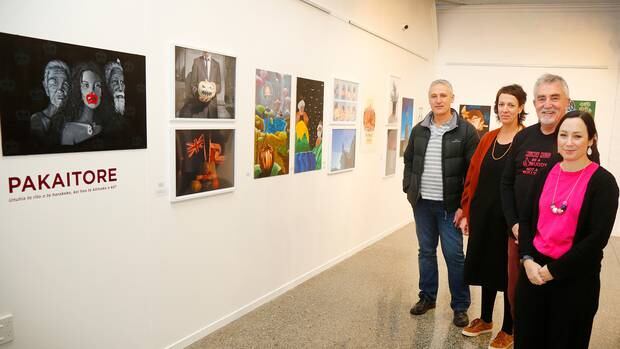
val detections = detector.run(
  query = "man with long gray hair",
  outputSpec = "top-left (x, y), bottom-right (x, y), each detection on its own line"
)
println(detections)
top-left (104, 59), bottom-right (126, 116)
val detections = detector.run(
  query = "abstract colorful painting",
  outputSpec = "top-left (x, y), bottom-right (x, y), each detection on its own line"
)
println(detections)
top-left (333, 78), bottom-right (358, 123)
top-left (294, 77), bottom-right (324, 173)
top-left (388, 76), bottom-right (400, 125)
top-left (385, 128), bottom-right (398, 176)
top-left (174, 45), bottom-right (235, 119)
top-left (571, 100), bottom-right (596, 118)
top-left (254, 69), bottom-right (291, 178)
top-left (330, 128), bottom-right (356, 173)
top-left (460, 104), bottom-right (490, 137)
top-left (173, 128), bottom-right (234, 201)
top-left (0, 32), bottom-right (146, 156)
top-left (400, 97), bottom-right (414, 157)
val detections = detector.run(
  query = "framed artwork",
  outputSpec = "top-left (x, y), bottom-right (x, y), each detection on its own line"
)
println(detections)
top-left (571, 100), bottom-right (596, 118)
top-left (294, 77), bottom-right (324, 173)
top-left (0, 32), bottom-right (147, 156)
top-left (415, 106), bottom-right (425, 123)
top-left (172, 127), bottom-right (235, 201)
top-left (329, 128), bottom-right (356, 174)
top-left (460, 104), bottom-right (490, 137)
top-left (400, 97), bottom-right (414, 157)
top-left (254, 69), bottom-right (291, 178)
top-left (332, 78), bottom-right (359, 124)
top-left (385, 128), bottom-right (398, 176)
top-left (363, 101), bottom-right (376, 145)
top-left (388, 76), bottom-right (400, 125)
top-left (173, 45), bottom-right (235, 120)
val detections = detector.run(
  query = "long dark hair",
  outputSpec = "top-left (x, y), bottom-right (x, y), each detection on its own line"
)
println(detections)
top-left (555, 110), bottom-right (600, 164)
top-left (68, 62), bottom-right (105, 123)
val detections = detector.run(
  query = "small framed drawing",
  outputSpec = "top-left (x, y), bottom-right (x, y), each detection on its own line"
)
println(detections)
top-left (332, 78), bottom-right (359, 125)
top-left (329, 127), bottom-right (356, 174)
top-left (171, 126), bottom-right (235, 202)
top-left (387, 75), bottom-right (400, 125)
top-left (173, 44), bottom-right (236, 120)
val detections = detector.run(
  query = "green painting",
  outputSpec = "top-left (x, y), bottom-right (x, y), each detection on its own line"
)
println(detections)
top-left (572, 100), bottom-right (596, 118)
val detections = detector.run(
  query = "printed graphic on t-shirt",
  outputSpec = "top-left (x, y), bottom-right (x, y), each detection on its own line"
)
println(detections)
top-left (522, 150), bottom-right (552, 175)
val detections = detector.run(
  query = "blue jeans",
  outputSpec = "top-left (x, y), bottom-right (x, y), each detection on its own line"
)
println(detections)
top-left (413, 199), bottom-right (470, 312)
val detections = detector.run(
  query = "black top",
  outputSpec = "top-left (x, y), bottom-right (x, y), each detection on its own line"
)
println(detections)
top-left (474, 141), bottom-right (511, 206)
top-left (501, 123), bottom-right (558, 228)
top-left (465, 140), bottom-right (511, 289)
top-left (403, 109), bottom-right (480, 212)
top-left (519, 164), bottom-right (619, 280)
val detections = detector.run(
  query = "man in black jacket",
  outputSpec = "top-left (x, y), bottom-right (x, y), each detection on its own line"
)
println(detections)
top-left (403, 79), bottom-right (479, 327)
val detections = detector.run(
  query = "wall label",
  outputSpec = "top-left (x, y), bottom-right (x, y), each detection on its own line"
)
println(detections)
top-left (7, 167), bottom-right (118, 202)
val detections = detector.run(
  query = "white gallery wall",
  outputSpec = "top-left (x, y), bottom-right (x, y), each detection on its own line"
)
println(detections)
top-left (436, 3), bottom-right (620, 235)
top-left (0, 0), bottom-right (437, 348)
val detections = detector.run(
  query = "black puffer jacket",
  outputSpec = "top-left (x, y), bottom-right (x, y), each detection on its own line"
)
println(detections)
top-left (403, 109), bottom-right (479, 212)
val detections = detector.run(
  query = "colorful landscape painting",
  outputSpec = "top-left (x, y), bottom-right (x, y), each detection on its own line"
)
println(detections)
top-left (294, 77), bottom-right (324, 173)
top-left (254, 69), bottom-right (291, 178)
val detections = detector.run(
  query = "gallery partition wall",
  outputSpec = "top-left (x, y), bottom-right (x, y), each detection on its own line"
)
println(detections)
top-left (0, 0), bottom-right (436, 348)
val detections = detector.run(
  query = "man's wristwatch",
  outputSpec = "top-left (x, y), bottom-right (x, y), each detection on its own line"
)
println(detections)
top-left (520, 255), bottom-right (534, 265)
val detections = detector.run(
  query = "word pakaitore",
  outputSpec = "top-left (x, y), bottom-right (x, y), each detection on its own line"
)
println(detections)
top-left (8, 168), bottom-right (117, 193)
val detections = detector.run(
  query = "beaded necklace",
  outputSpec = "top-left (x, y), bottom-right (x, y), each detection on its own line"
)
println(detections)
top-left (550, 164), bottom-right (588, 215)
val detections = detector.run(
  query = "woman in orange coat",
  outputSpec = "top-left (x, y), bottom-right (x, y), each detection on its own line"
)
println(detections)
top-left (458, 84), bottom-right (526, 349)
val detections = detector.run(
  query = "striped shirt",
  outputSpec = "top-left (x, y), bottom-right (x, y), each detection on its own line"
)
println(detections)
top-left (420, 119), bottom-right (450, 201)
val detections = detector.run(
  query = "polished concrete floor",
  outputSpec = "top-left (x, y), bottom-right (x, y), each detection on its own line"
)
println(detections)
top-left (189, 224), bottom-right (620, 348)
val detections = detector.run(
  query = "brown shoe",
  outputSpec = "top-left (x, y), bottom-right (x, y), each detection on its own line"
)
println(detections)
top-left (488, 330), bottom-right (514, 349)
top-left (461, 318), bottom-right (493, 337)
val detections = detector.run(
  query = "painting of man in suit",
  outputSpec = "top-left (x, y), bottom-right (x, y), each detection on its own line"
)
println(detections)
top-left (174, 46), bottom-right (236, 119)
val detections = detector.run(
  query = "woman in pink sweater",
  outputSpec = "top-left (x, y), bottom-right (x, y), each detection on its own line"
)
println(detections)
top-left (515, 110), bottom-right (618, 348)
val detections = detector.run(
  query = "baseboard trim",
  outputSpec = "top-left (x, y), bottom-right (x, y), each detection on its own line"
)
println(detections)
top-left (165, 219), bottom-right (413, 349)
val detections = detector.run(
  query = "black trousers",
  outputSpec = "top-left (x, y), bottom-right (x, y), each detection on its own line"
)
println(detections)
top-left (514, 264), bottom-right (600, 349)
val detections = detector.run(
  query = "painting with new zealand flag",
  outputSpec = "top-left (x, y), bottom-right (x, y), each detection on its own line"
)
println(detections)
top-left (173, 127), bottom-right (235, 201)
top-left (294, 77), bottom-right (324, 173)
top-left (254, 69), bottom-right (291, 178)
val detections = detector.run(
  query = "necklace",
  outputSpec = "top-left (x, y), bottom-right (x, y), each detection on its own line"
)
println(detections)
top-left (491, 139), bottom-right (512, 160)
top-left (550, 164), bottom-right (587, 215)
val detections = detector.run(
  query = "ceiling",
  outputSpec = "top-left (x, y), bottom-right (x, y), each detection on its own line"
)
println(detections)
top-left (436, 0), bottom-right (619, 6)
